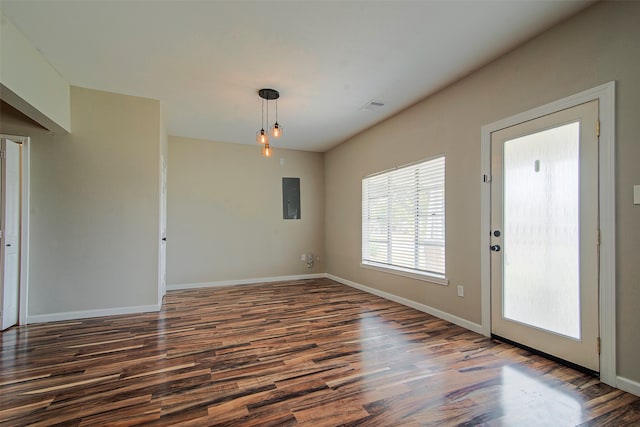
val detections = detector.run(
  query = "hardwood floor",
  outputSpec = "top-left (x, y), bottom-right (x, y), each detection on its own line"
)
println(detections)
top-left (1, 278), bottom-right (639, 426)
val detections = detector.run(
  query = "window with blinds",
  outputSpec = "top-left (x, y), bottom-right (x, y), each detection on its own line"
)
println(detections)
top-left (362, 156), bottom-right (445, 279)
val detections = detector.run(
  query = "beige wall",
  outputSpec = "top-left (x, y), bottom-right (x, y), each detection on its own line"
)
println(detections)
top-left (167, 136), bottom-right (325, 285)
top-left (325, 1), bottom-right (640, 383)
top-left (1, 86), bottom-right (162, 316)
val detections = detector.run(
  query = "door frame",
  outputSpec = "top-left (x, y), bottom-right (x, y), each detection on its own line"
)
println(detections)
top-left (158, 151), bottom-right (167, 306)
top-left (0, 134), bottom-right (30, 326)
top-left (480, 82), bottom-right (616, 386)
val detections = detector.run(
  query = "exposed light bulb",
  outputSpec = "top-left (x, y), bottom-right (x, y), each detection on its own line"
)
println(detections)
top-left (270, 122), bottom-right (282, 138)
top-left (256, 128), bottom-right (268, 144)
top-left (262, 143), bottom-right (272, 157)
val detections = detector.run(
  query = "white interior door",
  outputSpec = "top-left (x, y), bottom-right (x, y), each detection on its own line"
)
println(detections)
top-left (159, 155), bottom-right (167, 300)
top-left (490, 100), bottom-right (599, 372)
top-left (1, 138), bottom-right (22, 330)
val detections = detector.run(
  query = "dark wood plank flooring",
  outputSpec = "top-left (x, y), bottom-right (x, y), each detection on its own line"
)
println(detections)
top-left (1, 278), bottom-right (639, 426)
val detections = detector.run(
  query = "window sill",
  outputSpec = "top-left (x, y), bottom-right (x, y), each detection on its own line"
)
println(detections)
top-left (360, 262), bottom-right (449, 286)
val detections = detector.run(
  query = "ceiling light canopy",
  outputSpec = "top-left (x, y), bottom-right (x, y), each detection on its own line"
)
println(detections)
top-left (256, 88), bottom-right (283, 157)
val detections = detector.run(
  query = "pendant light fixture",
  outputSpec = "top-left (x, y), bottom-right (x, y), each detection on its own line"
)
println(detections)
top-left (270, 96), bottom-right (283, 138)
top-left (256, 88), bottom-right (282, 157)
top-left (256, 97), bottom-right (268, 145)
top-left (262, 142), bottom-right (272, 158)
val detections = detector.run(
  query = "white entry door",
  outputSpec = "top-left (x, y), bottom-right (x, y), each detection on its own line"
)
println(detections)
top-left (490, 100), bottom-right (600, 372)
top-left (1, 138), bottom-right (21, 330)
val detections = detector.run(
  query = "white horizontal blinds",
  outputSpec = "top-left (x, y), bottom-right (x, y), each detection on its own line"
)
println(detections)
top-left (362, 156), bottom-right (445, 276)
top-left (362, 173), bottom-right (391, 266)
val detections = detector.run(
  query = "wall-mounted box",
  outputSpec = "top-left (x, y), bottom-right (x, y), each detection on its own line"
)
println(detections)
top-left (283, 177), bottom-right (301, 219)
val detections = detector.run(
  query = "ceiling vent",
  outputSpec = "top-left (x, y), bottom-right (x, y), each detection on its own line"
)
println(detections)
top-left (360, 100), bottom-right (385, 112)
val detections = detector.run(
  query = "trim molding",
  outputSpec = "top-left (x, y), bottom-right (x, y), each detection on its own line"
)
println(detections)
top-left (326, 274), bottom-right (483, 335)
top-left (167, 273), bottom-right (326, 291)
top-left (480, 81), bottom-right (616, 387)
top-left (20, 136), bottom-right (30, 326)
top-left (27, 304), bottom-right (160, 324)
top-left (617, 376), bottom-right (640, 398)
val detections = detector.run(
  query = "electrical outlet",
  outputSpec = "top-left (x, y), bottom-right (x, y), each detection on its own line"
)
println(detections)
top-left (457, 285), bottom-right (464, 297)
top-left (301, 254), bottom-right (306, 261)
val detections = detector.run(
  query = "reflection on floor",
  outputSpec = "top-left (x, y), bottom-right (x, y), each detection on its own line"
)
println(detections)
top-left (1, 278), bottom-right (638, 426)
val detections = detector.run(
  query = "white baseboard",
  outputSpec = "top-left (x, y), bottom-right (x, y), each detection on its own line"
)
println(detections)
top-left (617, 376), bottom-right (640, 397)
top-left (27, 304), bottom-right (160, 324)
top-left (167, 273), bottom-right (326, 291)
top-left (326, 274), bottom-right (484, 335)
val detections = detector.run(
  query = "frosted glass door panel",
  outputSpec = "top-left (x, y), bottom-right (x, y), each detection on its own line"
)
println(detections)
top-left (502, 122), bottom-right (580, 339)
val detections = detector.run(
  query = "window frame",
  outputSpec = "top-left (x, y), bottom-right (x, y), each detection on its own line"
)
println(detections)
top-left (361, 155), bottom-right (448, 286)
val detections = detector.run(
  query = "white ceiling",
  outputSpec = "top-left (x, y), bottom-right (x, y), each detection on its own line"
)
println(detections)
top-left (1, 0), bottom-right (594, 152)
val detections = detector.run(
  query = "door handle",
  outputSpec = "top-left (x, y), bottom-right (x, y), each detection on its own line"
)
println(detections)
top-left (162, 237), bottom-right (167, 242)
top-left (490, 244), bottom-right (501, 252)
